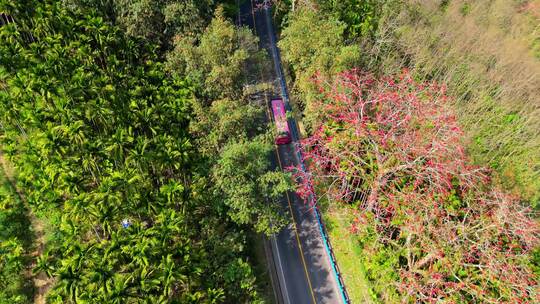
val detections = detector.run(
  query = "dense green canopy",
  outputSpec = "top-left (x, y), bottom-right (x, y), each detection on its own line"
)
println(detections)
top-left (0, 0), bottom-right (288, 302)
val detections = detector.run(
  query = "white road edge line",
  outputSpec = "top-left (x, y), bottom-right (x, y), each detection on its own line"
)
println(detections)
top-left (271, 234), bottom-right (291, 304)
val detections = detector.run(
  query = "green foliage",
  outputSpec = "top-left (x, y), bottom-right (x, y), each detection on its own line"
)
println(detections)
top-left (0, 0), bottom-right (276, 302)
top-left (531, 247), bottom-right (540, 276)
top-left (460, 2), bottom-right (471, 16)
top-left (0, 171), bottom-right (33, 303)
top-left (115, 0), bottom-right (166, 41)
top-left (466, 96), bottom-right (540, 208)
top-left (223, 258), bottom-right (264, 302)
top-left (63, 0), bottom-right (215, 47)
top-left (215, 139), bottom-right (290, 234)
top-left (362, 248), bottom-right (400, 302)
top-left (0, 240), bottom-right (30, 304)
top-left (163, 0), bottom-right (214, 37)
top-left (316, 0), bottom-right (384, 38)
top-left (166, 6), bottom-right (265, 99)
top-left (353, 214), bottom-right (399, 303)
top-left (167, 6), bottom-right (292, 235)
top-left (190, 97), bottom-right (264, 155)
top-left (113, 0), bottom-right (223, 44)
top-left (280, 10), bottom-right (346, 72)
top-left (322, 205), bottom-right (374, 303)
top-left (279, 8), bottom-right (360, 131)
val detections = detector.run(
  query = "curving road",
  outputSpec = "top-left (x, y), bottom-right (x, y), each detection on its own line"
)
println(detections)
top-left (239, 1), bottom-right (345, 303)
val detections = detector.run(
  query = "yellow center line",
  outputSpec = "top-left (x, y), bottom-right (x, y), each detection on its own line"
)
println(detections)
top-left (273, 141), bottom-right (318, 304)
top-left (248, 1), bottom-right (317, 303)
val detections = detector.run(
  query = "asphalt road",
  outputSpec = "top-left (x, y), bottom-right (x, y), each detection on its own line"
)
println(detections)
top-left (239, 1), bottom-right (344, 303)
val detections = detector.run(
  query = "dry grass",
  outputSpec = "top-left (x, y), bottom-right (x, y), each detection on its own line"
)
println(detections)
top-left (367, 0), bottom-right (540, 206)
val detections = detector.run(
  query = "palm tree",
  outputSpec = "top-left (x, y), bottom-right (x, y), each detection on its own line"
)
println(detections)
top-left (125, 137), bottom-right (150, 172)
top-left (55, 263), bottom-right (83, 303)
top-left (86, 195), bottom-right (120, 238)
top-left (90, 257), bottom-right (116, 296)
top-left (106, 128), bottom-right (133, 165)
top-left (103, 274), bottom-right (135, 304)
top-left (33, 252), bottom-right (55, 278)
top-left (159, 254), bottom-right (188, 299)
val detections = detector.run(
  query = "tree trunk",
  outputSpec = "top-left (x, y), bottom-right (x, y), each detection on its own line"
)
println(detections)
top-left (366, 173), bottom-right (386, 211)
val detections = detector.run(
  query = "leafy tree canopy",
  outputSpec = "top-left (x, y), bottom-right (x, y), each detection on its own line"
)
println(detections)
top-left (166, 6), bottom-right (265, 100)
top-left (279, 7), bottom-right (360, 131)
top-left (0, 0), bottom-right (277, 302)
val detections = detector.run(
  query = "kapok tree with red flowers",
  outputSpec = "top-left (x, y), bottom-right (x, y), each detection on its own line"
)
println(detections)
top-left (293, 70), bottom-right (539, 303)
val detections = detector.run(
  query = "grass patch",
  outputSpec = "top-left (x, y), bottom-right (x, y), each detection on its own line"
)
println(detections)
top-left (323, 204), bottom-right (375, 303)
